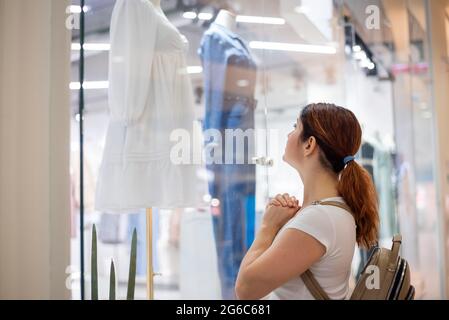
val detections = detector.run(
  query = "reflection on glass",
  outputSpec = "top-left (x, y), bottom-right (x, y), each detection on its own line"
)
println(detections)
top-left (69, 0), bottom-right (445, 300)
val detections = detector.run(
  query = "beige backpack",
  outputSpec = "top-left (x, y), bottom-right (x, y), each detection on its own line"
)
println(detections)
top-left (300, 200), bottom-right (415, 300)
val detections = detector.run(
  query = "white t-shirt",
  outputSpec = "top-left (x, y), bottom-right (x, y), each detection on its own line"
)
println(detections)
top-left (264, 196), bottom-right (356, 300)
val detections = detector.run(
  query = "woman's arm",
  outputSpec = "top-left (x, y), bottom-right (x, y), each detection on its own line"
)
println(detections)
top-left (234, 223), bottom-right (280, 299)
top-left (235, 196), bottom-right (325, 300)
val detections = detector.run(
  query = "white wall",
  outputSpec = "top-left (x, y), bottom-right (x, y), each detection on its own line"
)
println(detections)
top-left (0, 0), bottom-right (71, 299)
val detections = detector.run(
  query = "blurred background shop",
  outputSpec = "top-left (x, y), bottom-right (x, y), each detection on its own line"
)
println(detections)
top-left (1, 0), bottom-right (449, 300)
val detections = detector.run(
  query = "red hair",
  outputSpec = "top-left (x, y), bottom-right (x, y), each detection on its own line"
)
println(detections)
top-left (300, 103), bottom-right (379, 248)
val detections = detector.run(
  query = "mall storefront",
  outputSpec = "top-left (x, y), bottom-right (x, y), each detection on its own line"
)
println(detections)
top-left (1, 0), bottom-right (449, 300)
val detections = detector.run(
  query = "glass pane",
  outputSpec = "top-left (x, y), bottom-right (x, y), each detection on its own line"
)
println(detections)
top-left (343, 0), bottom-right (399, 256)
top-left (406, 0), bottom-right (441, 299)
top-left (69, 0), bottom-right (84, 300)
top-left (69, 0), bottom-right (446, 301)
top-left (264, 0), bottom-right (347, 202)
top-left (70, 0), bottom-right (270, 300)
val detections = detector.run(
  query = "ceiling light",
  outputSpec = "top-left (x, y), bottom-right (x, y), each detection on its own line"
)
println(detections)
top-left (71, 43), bottom-right (110, 51)
top-left (70, 81), bottom-right (109, 90)
top-left (186, 66), bottom-right (203, 74)
top-left (359, 59), bottom-right (370, 68)
top-left (249, 41), bottom-right (337, 54)
top-left (203, 194), bottom-right (212, 203)
top-left (353, 50), bottom-right (367, 60)
top-left (237, 80), bottom-right (249, 87)
top-left (198, 12), bottom-right (213, 20)
top-left (182, 13), bottom-right (286, 25)
top-left (70, 82), bottom-right (81, 90)
top-left (294, 6), bottom-right (309, 14)
top-left (183, 11), bottom-right (197, 19)
top-left (236, 16), bottom-right (285, 25)
top-left (69, 5), bottom-right (90, 13)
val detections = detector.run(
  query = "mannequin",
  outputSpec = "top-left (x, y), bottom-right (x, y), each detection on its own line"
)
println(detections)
top-left (150, 0), bottom-right (161, 7)
top-left (100, 0), bottom-right (209, 299)
top-left (214, 9), bottom-right (237, 33)
top-left (199, 6), bottom-right (257, 300)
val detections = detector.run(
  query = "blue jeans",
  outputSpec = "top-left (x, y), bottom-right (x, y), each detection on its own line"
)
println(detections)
top-left (206, 101), bottom-right (256, 299)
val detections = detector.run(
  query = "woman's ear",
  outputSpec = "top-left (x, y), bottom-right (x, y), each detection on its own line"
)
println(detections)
top-left (303, 136), bottom-right (317, 156)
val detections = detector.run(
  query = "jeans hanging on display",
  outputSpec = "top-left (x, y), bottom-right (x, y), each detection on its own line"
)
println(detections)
top-left (99, 213), bottom-right (124, 244)
top-left (199, 23), bottom-right (257, 299)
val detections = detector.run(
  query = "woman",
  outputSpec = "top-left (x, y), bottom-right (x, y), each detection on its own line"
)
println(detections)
top-left (235, 103), bottom-right (379, 300)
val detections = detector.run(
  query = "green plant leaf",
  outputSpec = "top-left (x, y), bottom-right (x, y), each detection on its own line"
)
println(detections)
top-left (109, 259), bottom-right (116, 300)
top-left (126, 228), bottom-right (137, 300)
top-left (91, 224), bottom-right (98, 300)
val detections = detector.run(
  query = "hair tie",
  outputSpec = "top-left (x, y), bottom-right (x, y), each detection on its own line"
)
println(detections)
top-left (343, 155), bottom-right (355, 165)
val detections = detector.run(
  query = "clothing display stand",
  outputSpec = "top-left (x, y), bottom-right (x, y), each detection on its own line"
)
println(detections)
top-left (145, 207), bottom-right (163, 299)
top-left (146, 208), bottom-right (154, 299)
top-left (146, 0), bottom-right (158, 301)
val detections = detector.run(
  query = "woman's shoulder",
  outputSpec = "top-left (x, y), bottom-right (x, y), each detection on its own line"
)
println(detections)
top-left (288, 204), bottom-right (332, 228)
top-left (285, 198), bottom-right (356, 256)
top-left (308, 197), bottom-right (354, 218)
top-left (288, 198), bottom-right (355, 231)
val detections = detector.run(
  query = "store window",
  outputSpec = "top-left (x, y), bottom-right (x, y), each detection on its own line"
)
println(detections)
top-left (70, 0), bottom-right (445, 300)
top-left (398, 0), bottom-right (441, 299)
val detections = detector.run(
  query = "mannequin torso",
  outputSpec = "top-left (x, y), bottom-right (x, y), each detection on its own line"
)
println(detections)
top-left (215, 9), bottom-right (237, 33)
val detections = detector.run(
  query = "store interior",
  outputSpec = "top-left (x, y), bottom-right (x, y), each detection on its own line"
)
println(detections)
top-left (69, 0), bottom-right (443, 299)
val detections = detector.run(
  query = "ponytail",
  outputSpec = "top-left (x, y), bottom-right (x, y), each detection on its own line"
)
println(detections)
top-left (338, 160), bottom-right (379, 248)
top-left (300, 103), bottom-right (380, 249)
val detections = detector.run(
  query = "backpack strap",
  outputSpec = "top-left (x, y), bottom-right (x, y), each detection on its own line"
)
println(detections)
top-left (301, 200), bottom-right (353, 300)
top-left (312, 200), bottom-right (352, 214)
top-left (301, 270), bottom-right (330, 300)
top-left (388, 234), bottom-right (402, 271)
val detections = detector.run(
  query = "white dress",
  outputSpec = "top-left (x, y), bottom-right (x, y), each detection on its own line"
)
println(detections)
top-left (95, 0), bottom-right (208, 212)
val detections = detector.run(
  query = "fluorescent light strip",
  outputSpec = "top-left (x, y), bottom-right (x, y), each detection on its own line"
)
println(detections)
top-left (352, 45), bottom-right (361, 52)
top-left (69, 5), bottom-right (90, 13)
top-left (187, 66), bottom-right (203, 74)
top-left (182, 12), bottom-right (285, 25)
top-left (70, 67), bottom-right (202, 92)
top-left (198, 13), bottom-right (213, 20)
top-left (236, 15), bottom-right (285, 25)
top-left (68, 65), bottom-right (201, 90)
top-left (249, 41), bottom-right (337, 54)
top-left (294, 6), bottom-right (309, 14)
top-left (70, 81), bottom-right (109, 90)
top-left (71, 43), bottom-right (111, 51)
top-left (353, 50), bottom-right (367, 60)
top-left (183, 11), bottom-right (197, 19)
